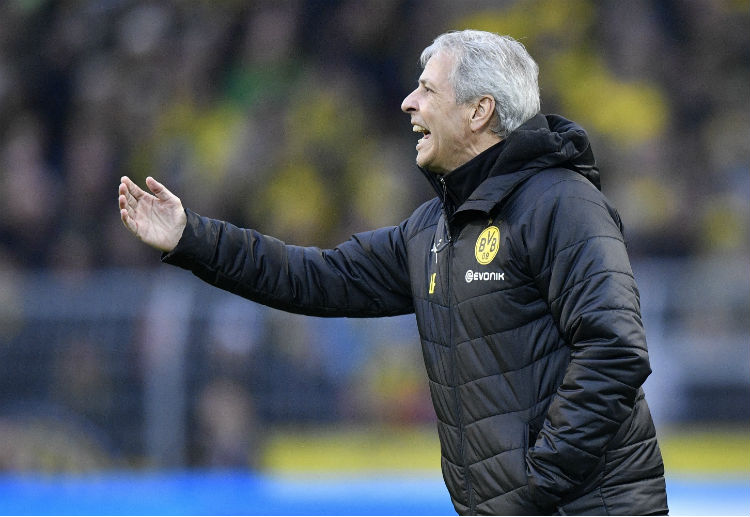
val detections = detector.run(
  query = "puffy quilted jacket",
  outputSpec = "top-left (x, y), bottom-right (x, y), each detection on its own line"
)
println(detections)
top-left (163, 114), bottom-right (668, 515)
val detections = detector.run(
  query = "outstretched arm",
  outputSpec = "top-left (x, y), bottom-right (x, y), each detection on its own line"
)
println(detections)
top-left (118, 176), bottom-right (187, 252)
top-left (118, 177), bottom-right (413, 317)
top-left (162, 210), bottom-right (414, 318)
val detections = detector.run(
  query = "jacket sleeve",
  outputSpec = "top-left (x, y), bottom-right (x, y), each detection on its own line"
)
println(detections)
top-left (162, 209), bottom-right (414, 317)
top-left (522, 176), bottom-right (651, 507)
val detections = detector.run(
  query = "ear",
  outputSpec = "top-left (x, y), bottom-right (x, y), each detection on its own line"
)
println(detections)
top-left (469, 95), bottom-right (496, 132)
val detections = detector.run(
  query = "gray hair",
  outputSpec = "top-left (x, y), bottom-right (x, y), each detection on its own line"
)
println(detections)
top-left (420, 30), bottom-right (540, 138)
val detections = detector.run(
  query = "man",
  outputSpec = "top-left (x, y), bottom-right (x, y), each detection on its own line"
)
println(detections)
top-left (119, 30), bottom-right (668, 515)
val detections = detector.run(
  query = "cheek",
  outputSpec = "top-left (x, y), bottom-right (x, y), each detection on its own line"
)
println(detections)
top-left (439, 126), bottom-right (461, 151)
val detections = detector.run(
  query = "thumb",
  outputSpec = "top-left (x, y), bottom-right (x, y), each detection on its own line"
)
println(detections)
top-left (146, 176), bottom-right (175, 201)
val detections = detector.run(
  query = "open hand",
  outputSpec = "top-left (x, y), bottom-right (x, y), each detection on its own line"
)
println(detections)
top-left (118, 176), bottom-right (187, 252)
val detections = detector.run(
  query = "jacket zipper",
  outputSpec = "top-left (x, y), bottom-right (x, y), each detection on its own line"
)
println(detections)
top-left (441, 177), bottom-right (474, 512)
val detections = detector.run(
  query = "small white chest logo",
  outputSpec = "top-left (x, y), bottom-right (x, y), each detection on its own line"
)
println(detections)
top-left (465, 270), bottom-right (505, 283)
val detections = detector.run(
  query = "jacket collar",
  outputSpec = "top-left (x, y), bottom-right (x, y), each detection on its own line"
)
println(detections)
top-left (420, 113), bottom-right (599, 218)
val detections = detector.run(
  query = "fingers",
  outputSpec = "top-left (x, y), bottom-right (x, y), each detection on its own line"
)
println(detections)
top-left (120, 176), bottom-right (147, 201)
top-left (120, 206), bottom-right (137, 234)
top-left (118, 179), bottom-right (138, 224)
top-left (118, 176), bottom-right (142, 235)
top-left (145, 176), bottom-right (175, 201)
top-left (117, 175), bottom-right (178, 239)
top-left (120, 175), bottom-right (174, 202)
top-left (119, 193), bottom-right (138, 234)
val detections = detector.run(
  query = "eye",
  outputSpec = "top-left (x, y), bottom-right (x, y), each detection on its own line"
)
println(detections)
top-left (418, 81), bottom-right (434, 94)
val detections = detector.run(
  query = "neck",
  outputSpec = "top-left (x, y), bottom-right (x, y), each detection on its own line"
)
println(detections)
top-left (421, 138), bottom-right (507, 218)
top-left (466, 132), bottom-right (503, 164)
top-left (434, 132), bottom-right (503, 176)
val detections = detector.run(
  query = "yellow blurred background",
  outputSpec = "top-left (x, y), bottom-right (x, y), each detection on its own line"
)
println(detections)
top-left (0, 0), bottom-right (747, 514)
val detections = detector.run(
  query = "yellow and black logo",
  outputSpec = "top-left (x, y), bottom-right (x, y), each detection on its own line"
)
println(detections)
top-left (474, 226), bottom-right (500, 265)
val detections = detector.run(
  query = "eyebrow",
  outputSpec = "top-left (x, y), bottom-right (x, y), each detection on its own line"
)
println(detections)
top-left (419, 78), bottom-right (437, 90)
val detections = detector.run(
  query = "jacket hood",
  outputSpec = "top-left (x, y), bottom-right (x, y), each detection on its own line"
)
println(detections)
top-left (421, 113), bottom-right (600, 217)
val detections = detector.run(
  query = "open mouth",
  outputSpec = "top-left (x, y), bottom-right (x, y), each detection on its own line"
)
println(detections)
top-left (413, 124), bottom-right (431, 140)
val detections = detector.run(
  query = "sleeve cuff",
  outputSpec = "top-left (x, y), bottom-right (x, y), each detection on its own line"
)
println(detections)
top-left (161, 208), bottom-right (216, 269)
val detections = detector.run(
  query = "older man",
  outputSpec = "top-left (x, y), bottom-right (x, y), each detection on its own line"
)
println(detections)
top-left (119, 30), bottom-right (668, 515)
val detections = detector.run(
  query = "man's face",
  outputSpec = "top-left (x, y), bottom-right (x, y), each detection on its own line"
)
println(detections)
top-left (401, 51), bottom-right (475, 175)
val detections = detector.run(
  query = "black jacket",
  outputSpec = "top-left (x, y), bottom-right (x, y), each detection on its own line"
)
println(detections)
top-left (164, 114), bottom-right (668, 515)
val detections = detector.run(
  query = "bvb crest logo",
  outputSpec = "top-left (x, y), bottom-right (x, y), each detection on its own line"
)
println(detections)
top-left (474, 226), bottom-right (500, 265)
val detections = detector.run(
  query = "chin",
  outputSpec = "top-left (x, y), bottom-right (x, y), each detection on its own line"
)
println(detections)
top-left (418, 157), bottom-right (449, 175)
top-left (417, 153), bottom-right (440, 174)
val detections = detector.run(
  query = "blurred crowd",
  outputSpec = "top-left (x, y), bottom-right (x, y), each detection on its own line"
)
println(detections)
top-left (0, 0), bottom-right (747, 271)
top-left (0, 0), bottom-right (748, 470)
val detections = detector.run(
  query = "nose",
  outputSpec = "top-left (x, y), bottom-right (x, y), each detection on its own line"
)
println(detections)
top-left (401, 88), bottom-right (417, 113)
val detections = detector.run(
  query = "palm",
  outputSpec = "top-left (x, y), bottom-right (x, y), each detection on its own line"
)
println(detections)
top-left (118, 176), bottom-right (187, 252)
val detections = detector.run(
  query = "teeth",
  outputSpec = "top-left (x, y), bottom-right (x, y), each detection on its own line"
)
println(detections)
top-left (412, 124), bottom-right (428, 133)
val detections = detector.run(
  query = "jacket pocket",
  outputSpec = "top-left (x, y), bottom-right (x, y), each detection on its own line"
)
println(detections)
top-left (526, 412), bottom-right (547, 450)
